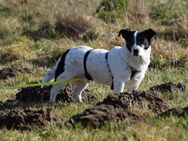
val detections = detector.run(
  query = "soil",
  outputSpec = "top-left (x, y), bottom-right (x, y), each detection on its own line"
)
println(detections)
top-left (150, 82), bottom-right (186, 92)
top-left (69, 90), bottom-right (170, 128)
top-left (16, 84), bottom-right (97, 103)
top-left (69, 105), bottom-right (144, 128)
top-left (1, 82), bottom-right (186, 129)
top-left (0, 108), bottom-right (63, 130)
top-left (0, 100), bottom-right (17, 110)
top-left (98, 91), bottom-right (170, 113)
top-left (0, 67), bottom-right (31, 79)
top-left (159, 106), bottom-right (188, 117)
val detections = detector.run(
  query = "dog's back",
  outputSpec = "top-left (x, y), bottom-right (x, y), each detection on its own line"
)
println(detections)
top-left (42, 46), bottom-right (92, 82)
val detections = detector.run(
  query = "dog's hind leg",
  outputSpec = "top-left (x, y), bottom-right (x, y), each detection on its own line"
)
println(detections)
top-left (49, 71), bottom-right (74, 103)
top-left (72, 80), bottom-right (88, 102)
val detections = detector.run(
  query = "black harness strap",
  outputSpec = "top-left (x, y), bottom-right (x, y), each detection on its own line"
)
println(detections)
top-left (130, 67), bottom-right (140, 79)
top-left (105, 52), bottom-right (114, 90)
top-left (84, 50), bottom-right (93, 81)
top-left (105, 52), bottom-right (140, 90)
top-left (130, 70), bottom-right (137, 79)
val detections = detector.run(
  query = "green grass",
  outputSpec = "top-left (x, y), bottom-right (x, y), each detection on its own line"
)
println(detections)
top-left (0, 67), bottom-right (188, 141)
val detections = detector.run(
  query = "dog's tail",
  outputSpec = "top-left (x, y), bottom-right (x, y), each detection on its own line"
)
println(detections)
top-left (42, 57), bottom-right (61, 83)
top-left (42, 68), bottom-right (56, 83)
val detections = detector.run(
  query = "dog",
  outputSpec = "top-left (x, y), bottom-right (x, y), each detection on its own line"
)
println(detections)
top-left (42, 28), bottom-right (156, 103)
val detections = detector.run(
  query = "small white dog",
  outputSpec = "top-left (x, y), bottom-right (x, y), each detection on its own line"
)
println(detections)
top-left (43, 28), bottom-right (156, 102)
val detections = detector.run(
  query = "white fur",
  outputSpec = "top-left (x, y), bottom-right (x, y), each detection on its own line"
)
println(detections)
top-left (43, 41), bottom-right (151, 102)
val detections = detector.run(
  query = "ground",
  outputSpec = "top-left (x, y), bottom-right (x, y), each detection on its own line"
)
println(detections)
top-left (0, 0), bottom-right (188, 141)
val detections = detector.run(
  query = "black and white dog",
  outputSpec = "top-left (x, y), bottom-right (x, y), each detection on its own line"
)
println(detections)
top-left (43, 28), bottom-right (156, 102)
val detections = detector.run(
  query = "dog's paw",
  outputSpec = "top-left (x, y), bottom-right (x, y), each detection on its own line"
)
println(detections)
top-left (76, 99), bottom-right (83, 103)
top-left (75, 97), bottom-right (83, 103)
top-left (49, 99), bottom-right (56, 103)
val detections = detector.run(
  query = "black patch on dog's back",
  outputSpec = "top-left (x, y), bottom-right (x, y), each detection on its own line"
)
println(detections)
top-left (84, 49), bottom-right (93, 81)
top-left (55, 49), bottom-right (70, 81)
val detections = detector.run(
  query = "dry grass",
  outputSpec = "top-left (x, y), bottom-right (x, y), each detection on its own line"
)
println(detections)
top-left (55, 15), bottom-right (101, 41)
top-left (0, 37), bottom-right (36, 64)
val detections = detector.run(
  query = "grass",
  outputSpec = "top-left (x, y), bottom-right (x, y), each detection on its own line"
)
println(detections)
top-left (0, 67), bottom-right (188, 141)
top-left (0, 0), bottom-right (188, 140)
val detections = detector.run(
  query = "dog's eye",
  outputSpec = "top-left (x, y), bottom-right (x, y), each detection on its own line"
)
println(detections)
top-left (137, 38), bottom-right (144, 45)
top-left (137, 37), bottom-right (149, 49)
top-left (143, 40), bottom-right (149, 49)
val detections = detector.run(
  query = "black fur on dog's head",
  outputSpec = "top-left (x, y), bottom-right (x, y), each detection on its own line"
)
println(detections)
top-left (118, 28), bottom-right (156, 56)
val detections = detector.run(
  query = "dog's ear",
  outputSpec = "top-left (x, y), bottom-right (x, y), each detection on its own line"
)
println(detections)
top-left (142, 28), bottom-right (156, 42)
top-left (118, 29), bottom-right (132, 41)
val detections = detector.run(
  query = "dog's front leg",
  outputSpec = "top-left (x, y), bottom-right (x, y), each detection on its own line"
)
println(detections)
top-left (113, 78), bottom-right (125, 93)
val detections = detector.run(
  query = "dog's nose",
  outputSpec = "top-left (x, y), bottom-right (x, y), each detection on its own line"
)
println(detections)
top-left (133, 49), bottom-right (139, 56)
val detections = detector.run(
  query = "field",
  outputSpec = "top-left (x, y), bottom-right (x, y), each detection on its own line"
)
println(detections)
top-left (0, 0), bottom-right (188, 140)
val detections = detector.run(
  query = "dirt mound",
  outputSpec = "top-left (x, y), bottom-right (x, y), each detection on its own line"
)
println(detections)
top-left (0, 67), bottom-right (31, 79)
top-left (69, 90), bottom-right (170, 128)
top-left (0, 101), bottom-right (4, 110)
top-left (150, 82), bottom-right (186, 92)
top-left (160, 106), bottom-right (188, 117)
top-left (69, 105), bottom-right (143, 128)
top-left (0, 108), bottom-right (63, 130)
top-left (0, 100), bottom-right (17, 110)
top-left (16, 84), bottom-right (97, 103)
top-left (98, 91), bottom-right (170, 113)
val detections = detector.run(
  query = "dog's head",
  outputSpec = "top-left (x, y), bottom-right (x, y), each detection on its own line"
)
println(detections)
top-left (118, 28), bottom-right (156, 57)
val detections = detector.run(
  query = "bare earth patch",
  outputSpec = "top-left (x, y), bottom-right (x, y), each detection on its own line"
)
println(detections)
top-left (69, 90), bottom-right (170, 128)
top-left (0, 67), bottom-right (31, 79)
top-left (16, 84), bottom-right (97, 104)
top-left (0, 82), bottom-right (186, 129)
top-left (160, 106), bottom-right (188, 117)
top-left (98, 91), bottom-right (170, 113)
top-left (0, 108), bottom-right (63, 130)
top-left (69, 104), bottom-right (143, 128)
top-left (150, 82), bottom-right (186, 92)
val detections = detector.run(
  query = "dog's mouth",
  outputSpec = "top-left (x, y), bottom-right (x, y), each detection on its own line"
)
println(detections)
top-left (133, 53), bottom-right (142, 58)
top-left (133, 53), bottom-right (139, 56)
top-left (133, 53), bottom-right (140, 57)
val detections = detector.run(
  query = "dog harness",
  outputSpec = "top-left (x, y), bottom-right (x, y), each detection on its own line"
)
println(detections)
top-left (129, 66), bottom-right (140, 79)
top-left (83, 50), bottom-right (140, 89)
top-left (105, 52), bottom-right (140, 90)
top-left (84, 49), bottom-right (93, 81)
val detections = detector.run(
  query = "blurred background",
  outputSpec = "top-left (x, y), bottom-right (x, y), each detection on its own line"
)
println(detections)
top-left (0, 0), bottom-right (187, 68)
